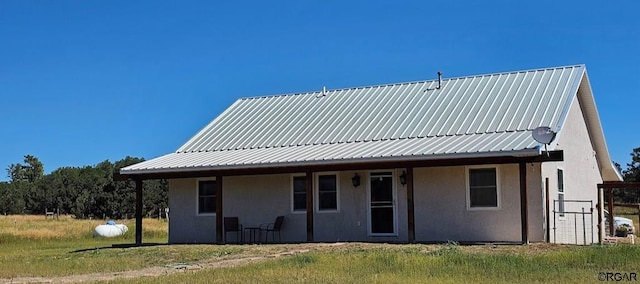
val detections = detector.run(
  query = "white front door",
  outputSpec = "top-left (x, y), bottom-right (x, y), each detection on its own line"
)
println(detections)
top-left (368, 171), bottom-right (397, 235)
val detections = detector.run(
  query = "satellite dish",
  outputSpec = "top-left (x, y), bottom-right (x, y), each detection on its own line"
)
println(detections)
top-left (532, 126), bottom-right (556, 144)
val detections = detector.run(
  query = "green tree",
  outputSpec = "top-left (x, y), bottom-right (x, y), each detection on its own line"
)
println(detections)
top-left (41, 167), bottom-right (81, 215)
top-left (612, 147), bottom-right (640, 205)
top-left (6, 164), bottom-right (24, 182)
top-left (0, 182), bottom-right (26, 214)
top-left (623, 147), bottom-right (640, 182)
top-left (6, 155), bottom-right (44, 183)
top-left (5, 155), bottom-right (45, 213)
top-left (23, 155), bottom-right (44, 182)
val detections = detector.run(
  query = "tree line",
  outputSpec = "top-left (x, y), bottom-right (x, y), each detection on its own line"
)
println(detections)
top-left (0, 155), bottom-right (167, 219)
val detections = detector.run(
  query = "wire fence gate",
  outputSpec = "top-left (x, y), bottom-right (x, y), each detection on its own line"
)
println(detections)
top-left (552, 199), bottom-right (594, 245)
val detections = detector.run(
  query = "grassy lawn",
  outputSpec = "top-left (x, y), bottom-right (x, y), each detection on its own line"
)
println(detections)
top-left (126, 243), bottom-right (640, 284)
top-left (2, 215), bottom-right (639, 283)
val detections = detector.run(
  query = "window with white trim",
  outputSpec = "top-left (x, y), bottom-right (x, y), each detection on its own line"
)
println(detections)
top-left (467, 167), bottom-right (499, 209)
top-left (292, 175), bottom-right (307, 212)
top-left (317, 174), bottom-right (338, 212)
top-left (557, 169), bottom-right (565, 217)
top-left (198, 180), bottom-right (216, 214)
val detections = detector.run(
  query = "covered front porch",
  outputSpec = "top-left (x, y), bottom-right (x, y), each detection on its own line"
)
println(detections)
top-left (116, 151), bottom-right (562, 245)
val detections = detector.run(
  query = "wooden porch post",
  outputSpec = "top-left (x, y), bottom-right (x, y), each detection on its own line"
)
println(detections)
top-left (607, 188), bottom-right (614, 236)
top-left (545, 178), bottom-right (550, 242)
top-left (135, 179), bottom-right (143, 246)
top-left (519, 163), bottom-right (529, 244)
top-left (216, 175), bottom-right (224, 244)
top-left (306, 171), bottom-right (314, 242)
top-left (406, 167), bottom-right (415, 243)
top-left (597, 186), bottom-right (603, 244)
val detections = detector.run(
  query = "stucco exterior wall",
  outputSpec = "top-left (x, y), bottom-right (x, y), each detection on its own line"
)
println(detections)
top-left (168, 175), bottom-right (296, 244)
top-left (542, 95), bottom-right (603, 244)
top-left (413, 164), bottom-right (543, 243)
top-left (167, 165), bottom-right (545, 244)
top-left (168, 178), bottom-right (216, 243)
top-left (167, 170), bottom-right (411, 243)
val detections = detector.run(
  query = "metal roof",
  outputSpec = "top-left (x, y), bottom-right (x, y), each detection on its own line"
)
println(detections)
top-left (122, 65), bottom-right (589, 174)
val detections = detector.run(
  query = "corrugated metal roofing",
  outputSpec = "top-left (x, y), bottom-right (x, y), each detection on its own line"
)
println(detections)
top-left (122, 65), bottom-right (586, 174)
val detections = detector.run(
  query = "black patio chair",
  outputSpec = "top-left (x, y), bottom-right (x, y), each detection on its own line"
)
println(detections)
top-left (260, 216), bottom-right (284, 243)
top-left (224, 217), bottom-right (243, 243)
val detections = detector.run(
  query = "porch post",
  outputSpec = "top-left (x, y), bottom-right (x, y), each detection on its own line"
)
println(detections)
top-left (306, 171), bottom-right (314, 242)
top-left (545, 178), bottom-right (550, 242)
top-left (216, 175), bottom-right (224, 244)
top-left (597, 186), bottom-right (603, 244)
top-left (406, 167), bottom-right (415, 243)
top-left (135, 179), bottom-right (143, 246)
top-left (519, 163), bottom-right (529, 244)
top-left (607, 188), bottom-right (614, 236)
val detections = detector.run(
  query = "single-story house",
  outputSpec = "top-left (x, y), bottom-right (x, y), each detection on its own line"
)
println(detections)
top-left (119, 64), bottom-right (622, 245)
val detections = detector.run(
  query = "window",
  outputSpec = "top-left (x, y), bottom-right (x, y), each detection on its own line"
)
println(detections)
top-left (317, 174), bottom-right (338, 211)
top-left (198, 180), bottom-right (216, 214)
top-left (467, 167), bottom-right (499, 209)
top-left (292, 175), bottom-right (307, 212)
top-left (558, 169), bottom-right (565, 217)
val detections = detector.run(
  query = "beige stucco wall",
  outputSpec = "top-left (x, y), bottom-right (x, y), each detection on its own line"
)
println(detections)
top-left (167, 171), bottom-right (408, 244)
top-left (167, 178), bottom-right (216, 243)
top-left (313, 170), bottom-right (408, 242)
top-left (413, 164), bottom-right (543, 243)
top-left (167, 164), bottom-right (546, 244)
top-left (168, 175), bottom-right (297, 244)
top-left (542, 95), bottom-right (603, 244)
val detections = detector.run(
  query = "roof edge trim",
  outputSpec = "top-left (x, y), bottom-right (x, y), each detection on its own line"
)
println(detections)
top-left (120, 149), bottom-right (540, 175)
top-left (576, 70), bottom-right (623, 182)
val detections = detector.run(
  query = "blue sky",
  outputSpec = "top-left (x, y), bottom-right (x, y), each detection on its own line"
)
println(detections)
top-left (1, 1), bottom-right (638, 180)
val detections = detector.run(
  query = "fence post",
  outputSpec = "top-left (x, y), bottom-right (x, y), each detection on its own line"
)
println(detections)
top-left (582, 207), bottom-right (587, 245)
top-left (553, 200), bottom-right (556, 243)
top-left (574, 213), bottom-right (578, 245)
top-left (590, 202), bottom-right (594, 244)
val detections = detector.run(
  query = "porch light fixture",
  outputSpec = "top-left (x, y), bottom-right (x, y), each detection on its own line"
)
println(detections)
top-left (400, 171), bottom-right (407, 186)
top-left (352, 173), bottom-right (361, 188)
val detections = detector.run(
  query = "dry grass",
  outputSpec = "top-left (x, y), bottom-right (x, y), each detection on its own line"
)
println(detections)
top-left (0, 214), bottom-right (167, 240)
top-left (0, 215), bottom-right (171, 279)
top-left (1, 214), bottom-right (96, 239)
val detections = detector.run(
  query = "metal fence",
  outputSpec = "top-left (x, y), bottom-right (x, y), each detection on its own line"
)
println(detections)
top-left (552, 199), bottom-right (594, 245)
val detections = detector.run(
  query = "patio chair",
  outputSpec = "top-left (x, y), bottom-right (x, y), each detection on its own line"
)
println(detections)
top-left (260, 216), bottom-right (284, 243)
top-left (224, 217), bottom-right (243, 243)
